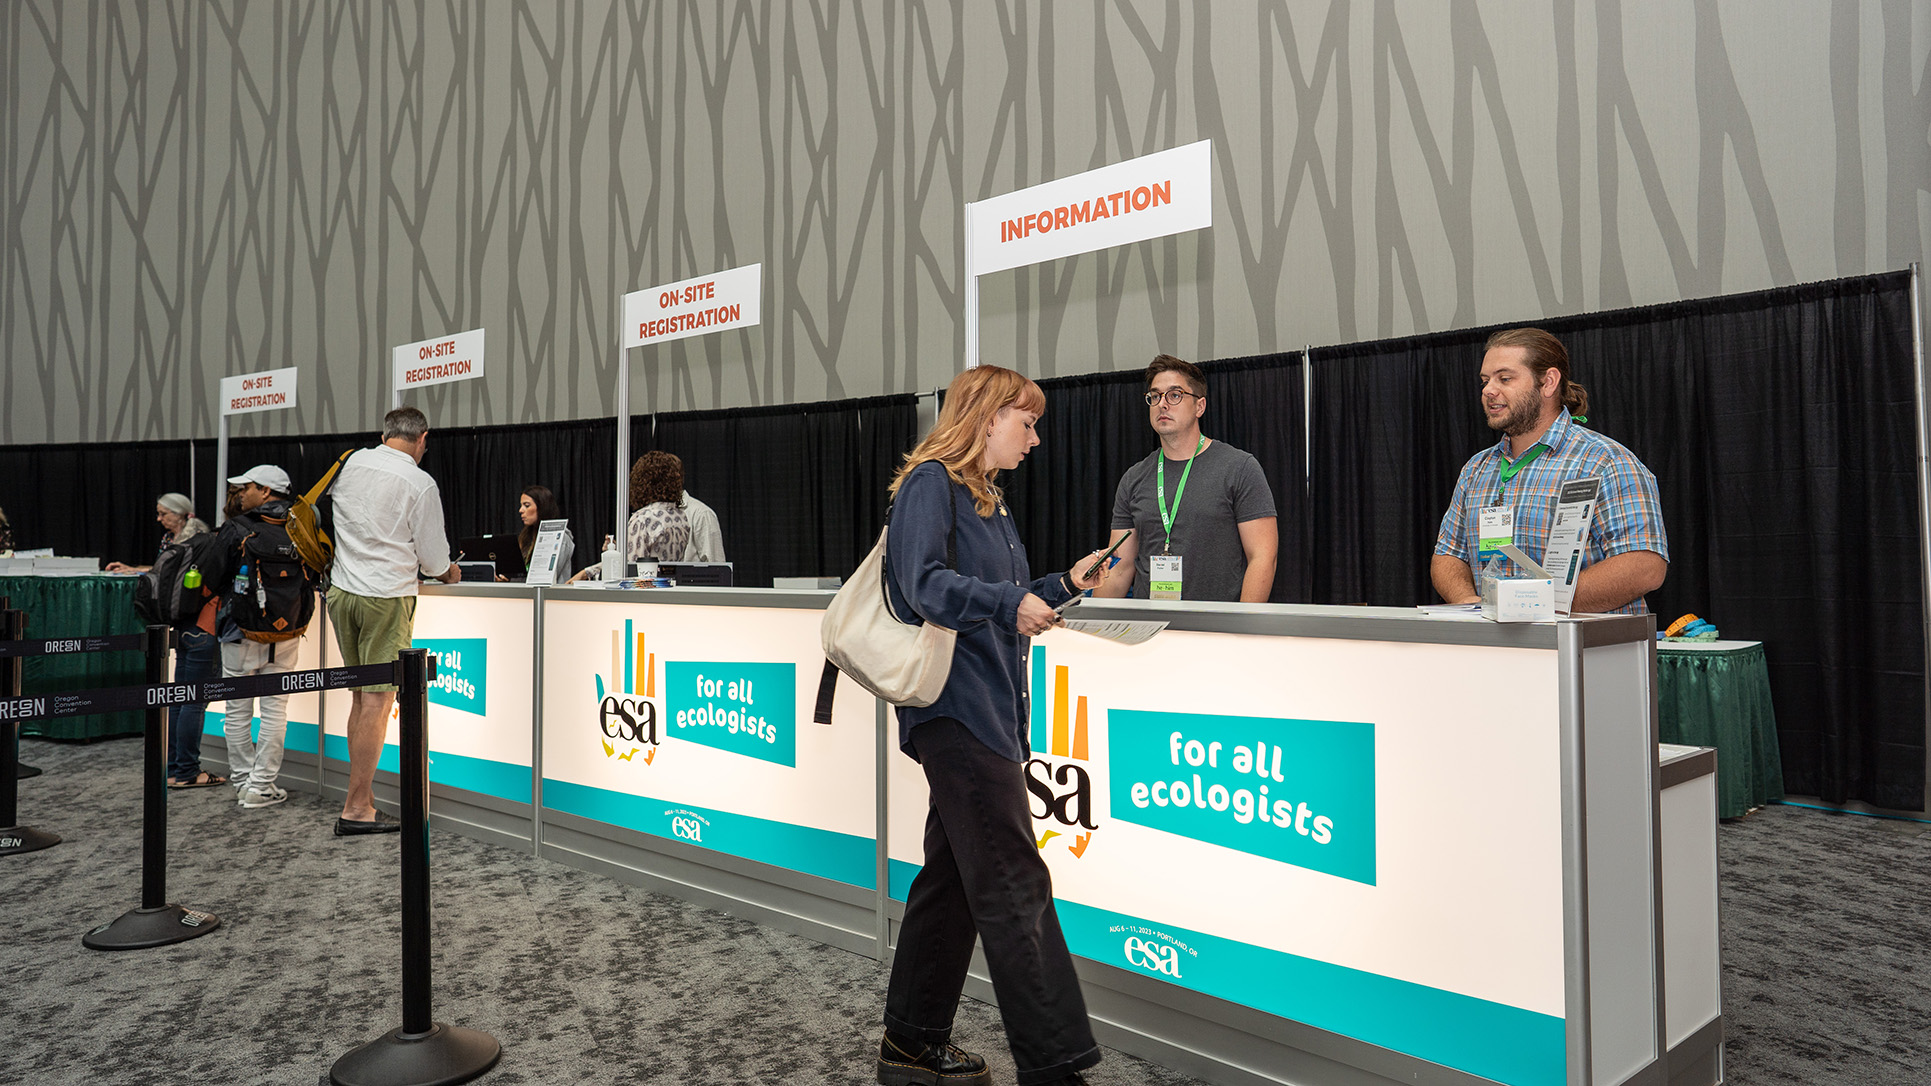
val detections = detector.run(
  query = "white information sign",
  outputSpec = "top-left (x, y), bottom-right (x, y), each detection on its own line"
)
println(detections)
top-left (219, 367), bottom-right (298, 416)
top-left (525, 521), bottom-right (569, 587)
top-left (393, 327), bottom-right (486, 392)
top-left (1543, 478), bottom-right (1602, 616)
top-left (966, 140), bottom-right (1212, 276)
top-left (622, 264), bottom-right (762, 349)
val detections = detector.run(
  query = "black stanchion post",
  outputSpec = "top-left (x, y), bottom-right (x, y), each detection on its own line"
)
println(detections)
top-left (4, 591), bottom-right (43, 776)
top-left (1, 608), bottom-right (59, 855)
top-left (330, 649), bottom-right (500, 1086)
top-left (82, 624), bottom-right (222, 949)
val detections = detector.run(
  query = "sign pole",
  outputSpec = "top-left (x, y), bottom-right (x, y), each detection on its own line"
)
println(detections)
top-left (616, 339), bottom-right (630, 564)
top-left (214, 415), bottom-right (230, 527)
top-left (964, 201), bottom-right (980, 368)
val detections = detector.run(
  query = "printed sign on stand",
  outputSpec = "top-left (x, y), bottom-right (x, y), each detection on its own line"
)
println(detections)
top-left (966, 140), bottom-right (1212, 277)
top-left (622, 264), bottom-right (762, 348)
top-left (393, 328), bottom-right (486, 393)
top-left (219, 368), bottom-right (299, 415)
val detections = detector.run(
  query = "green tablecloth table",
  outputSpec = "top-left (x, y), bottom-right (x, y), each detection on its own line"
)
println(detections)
top-left (1, 574), bottom-right (149, 740)
top-left (1657, 639), bottom-right (1783, 818)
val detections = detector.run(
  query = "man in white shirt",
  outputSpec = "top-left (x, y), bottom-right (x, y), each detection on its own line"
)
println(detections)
top-left (326, 406), bottom-right (460, 836)
top-left (681, 492), bottom-right (726, 563)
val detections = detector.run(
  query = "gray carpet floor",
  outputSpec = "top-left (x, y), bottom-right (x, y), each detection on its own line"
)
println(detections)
top-left (3, 735), bottom-right (1927, 1085)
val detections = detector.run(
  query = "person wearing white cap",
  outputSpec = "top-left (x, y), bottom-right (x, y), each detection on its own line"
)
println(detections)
top-left (204, 465), bottom-right (303, 809)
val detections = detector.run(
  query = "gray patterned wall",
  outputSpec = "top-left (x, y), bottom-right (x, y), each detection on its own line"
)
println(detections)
top-left (4, 0), bottom-right (1927, 444)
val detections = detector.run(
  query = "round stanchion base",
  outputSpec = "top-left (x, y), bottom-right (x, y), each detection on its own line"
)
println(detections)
top-left (0, 824), bottom-right (60, 856)
top-left (81, 904), bottom-right (221, 950)
top-left (16, 762), bottom-right (42, 779)
top-left (330, 1023), bottom-right (502, 1086)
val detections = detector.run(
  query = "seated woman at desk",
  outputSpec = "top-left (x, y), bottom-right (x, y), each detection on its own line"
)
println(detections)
top-left (105, 492), bottom-right (210, 572)
top-left (570, 452), bottom-right (691, 581)
top-left (498, 484), bottom-right (575, 581)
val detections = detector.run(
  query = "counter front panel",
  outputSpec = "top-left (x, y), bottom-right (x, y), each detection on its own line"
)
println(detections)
top-left (888, 626), bottom-right (1569, 1086)
top-left (320, 590), bottom-right (536, 802)
top-left (539, 596), bottom-right (877, 888)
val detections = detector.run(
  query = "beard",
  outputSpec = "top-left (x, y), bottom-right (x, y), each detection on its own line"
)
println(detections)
top-left (1486, 390), bottom-right (1541, 436)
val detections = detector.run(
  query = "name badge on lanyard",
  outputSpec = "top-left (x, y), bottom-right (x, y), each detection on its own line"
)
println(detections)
top-left (1149, 554), bottom-right (1183, 600)
top-left (1477, 505), bottom-right (1513, 564)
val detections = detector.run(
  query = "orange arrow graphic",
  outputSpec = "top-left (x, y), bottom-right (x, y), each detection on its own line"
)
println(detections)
top-left (643, 748), bottom-right (656, 765)
top-left (1069, 833), bottom-right (1092, 858)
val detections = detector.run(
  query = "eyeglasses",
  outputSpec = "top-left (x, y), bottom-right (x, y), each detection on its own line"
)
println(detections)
top-left (1145, 389), bottom-right (1201, 407)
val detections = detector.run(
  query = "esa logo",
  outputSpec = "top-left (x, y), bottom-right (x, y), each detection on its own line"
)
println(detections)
top-left (1123, 936), bottom-right (1183, 978)
top-left (1026, 759), bottom-right (1096, 831)
top-left (671, 815), bottom-right (704, 842)
top-left (600, 694), bottom-right (660, 746)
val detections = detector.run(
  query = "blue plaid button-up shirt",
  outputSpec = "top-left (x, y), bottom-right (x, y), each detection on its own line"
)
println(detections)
top-left (1434, 409), bottom-right (1668, 615)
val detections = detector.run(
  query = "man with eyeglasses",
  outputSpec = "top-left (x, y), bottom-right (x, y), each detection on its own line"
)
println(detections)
top-left (1092, 355), bottom-right (1278, 602)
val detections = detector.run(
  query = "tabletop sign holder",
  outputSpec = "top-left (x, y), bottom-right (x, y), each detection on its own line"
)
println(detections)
top-left (614, 264), bottom-right (762, 548)
top-left (524, 520), bottom-right (570, 586)
top-left (214, 367), bottom-right (299, 526)
top-left (1542, 477), bottom-right (1602, 616)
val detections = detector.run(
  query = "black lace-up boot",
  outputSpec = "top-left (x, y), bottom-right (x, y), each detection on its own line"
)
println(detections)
top-left (876, 1031), bottom-right (992, 1086)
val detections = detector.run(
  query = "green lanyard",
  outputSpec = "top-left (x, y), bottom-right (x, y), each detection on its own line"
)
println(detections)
top-left (1490, 442), bottom-right (1548, 503)
top-left (1156, 437), bottom-right (1205, 553)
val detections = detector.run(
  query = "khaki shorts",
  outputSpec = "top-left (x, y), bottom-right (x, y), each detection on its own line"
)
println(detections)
top-left (326, 588), bottom-right (416, 692)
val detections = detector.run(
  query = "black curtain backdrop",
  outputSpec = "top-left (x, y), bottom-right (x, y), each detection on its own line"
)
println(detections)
top-left (1307, 272), bottom-right (1922, 809)
top-left (0, 440), bottom-right (196, 565)
top-left (647, 394), bottom-right (920, 589)
top-left (1000, 352), bottom-right (1310, 602)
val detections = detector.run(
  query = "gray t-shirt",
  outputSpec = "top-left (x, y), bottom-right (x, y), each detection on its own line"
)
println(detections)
top-left (1110, 439), bottom-right (1276, 601)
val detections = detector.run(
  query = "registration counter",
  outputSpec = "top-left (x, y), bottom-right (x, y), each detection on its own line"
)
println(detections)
top-left (282, 585), bottom-right (1717, 1086)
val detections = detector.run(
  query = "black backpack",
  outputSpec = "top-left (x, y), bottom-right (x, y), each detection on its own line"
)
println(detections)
top-left (133, 534), bottom-right (219, 627)
top-left (230, 511), bottom-right (318, 643)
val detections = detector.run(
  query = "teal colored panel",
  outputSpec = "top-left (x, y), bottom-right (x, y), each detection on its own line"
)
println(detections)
top-left (1109, 709), bottom-right (1378, 885)
top-left (1054, 899), bottom-right (1565, 1086)
top-left (663, 661), bottom-right (798, 767)
top-left (413, 637), bottom-right (488, 715)
top-left (318, 735), bottom-right (525, 801)
top-left (543, 778), bottom-right (874, 889)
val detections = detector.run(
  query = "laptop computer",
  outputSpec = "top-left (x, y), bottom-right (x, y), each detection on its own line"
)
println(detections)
top-left (457, 533), bottom-right (527, 580)
top-left (655, 561), bottom-right (734, 587)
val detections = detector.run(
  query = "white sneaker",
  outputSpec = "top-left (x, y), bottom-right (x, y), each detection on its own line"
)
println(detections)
top-left (237, 784), bottom-right (289, 809)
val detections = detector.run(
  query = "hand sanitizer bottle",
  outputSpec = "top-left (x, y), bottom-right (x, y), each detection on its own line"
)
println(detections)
top-left (600, 535), bottom-right (622, 581)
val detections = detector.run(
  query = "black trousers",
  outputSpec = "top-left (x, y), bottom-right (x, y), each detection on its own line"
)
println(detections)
top-left (884, 717), bottom-right (1101, 1086)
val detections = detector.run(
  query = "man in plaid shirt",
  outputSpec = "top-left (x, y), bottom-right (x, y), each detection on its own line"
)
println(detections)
top-left (1431, 328), bottom-right (1669, 615)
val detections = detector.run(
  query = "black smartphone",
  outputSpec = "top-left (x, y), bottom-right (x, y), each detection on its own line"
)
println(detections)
top-left (1080, 529), bottom-right (1133, 581)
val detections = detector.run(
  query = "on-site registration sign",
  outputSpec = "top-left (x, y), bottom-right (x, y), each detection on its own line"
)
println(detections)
top-left (622, 264), bottom-right (762, 349)
top-left (219, 367), bottom-right (298, 415)
top-left (393, 327), bottom-right (485, 392)
top-left (967, 140), bottom-right (1212, 276)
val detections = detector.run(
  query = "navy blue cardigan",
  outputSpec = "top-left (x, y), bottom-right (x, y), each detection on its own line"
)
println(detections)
top-left (885, 461), bottom-right (1074, 762)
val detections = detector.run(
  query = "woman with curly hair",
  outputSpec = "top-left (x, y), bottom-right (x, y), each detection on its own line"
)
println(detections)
top-left (572, 452), bottom-right (690, 580)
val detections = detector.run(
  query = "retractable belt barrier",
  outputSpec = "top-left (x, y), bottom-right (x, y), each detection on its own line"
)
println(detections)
top-left (0, 662), bottom-right (395, 723)
top-left (0, 595), bottom-right (44, 783)
top-left (0, 633), bottom-right (147, 658)
top-left (82, 633), bottom-right (403, 951)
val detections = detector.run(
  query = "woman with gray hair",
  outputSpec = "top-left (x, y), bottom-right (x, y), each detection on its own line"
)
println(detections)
top-left (105, 492), bottom-right (210, 573)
